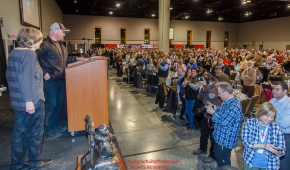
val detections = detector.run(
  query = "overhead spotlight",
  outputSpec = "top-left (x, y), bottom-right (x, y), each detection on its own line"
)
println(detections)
top-left (218, 17), bottom-right (223, 21)
top-left (245, 12), bottom-right (252, 16)
top-left (109, 11), bottom-right (113, 14)
top-left (246, 0), bottom-right (251, 2)
top-left (116, 3), bottom-right (120, 7)
top-left (75, 9), bottom-right (78, 12)
top-left (185, 15), bottom-right (190, 19)
top-left (73, 0), bottom-right (77, 3)
top-left (151, 14), bottom-right (156, 17)
top-left (242, 0), bottom-right (246, 4)
top-left (169, 6), bottom-right (173, 10)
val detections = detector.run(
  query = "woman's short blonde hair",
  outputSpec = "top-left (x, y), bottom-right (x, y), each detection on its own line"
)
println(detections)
top-left (17, 27), bottom-right (43, 48)
top-left (255, 102), bottom-right (276, 120)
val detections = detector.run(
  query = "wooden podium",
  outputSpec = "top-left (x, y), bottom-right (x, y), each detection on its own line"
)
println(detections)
top-left (66, 57), bottom-right (109, 132)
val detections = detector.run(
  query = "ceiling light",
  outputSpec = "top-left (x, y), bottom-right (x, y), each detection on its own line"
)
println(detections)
top-left (73, 0), bottom-right (77, 3)
top-left (218, 17), bottom-right (223, 21)
top-left (151, 14), bottom-right (155, 17)
top-left (246, 0), bottom-right (251, 2)
top-left (109, 11), bottom-right (113, 14)
top-left (242, 0), bottom-right (246, 4)
top-left (288, 4), bottom-right (290, 8)
top-left (245, 12), bottom-right (252, 16)
top-left (185, 15), bottom-right (190, 19)
top-left (207, 9), bottom-right (213, 13)
top-left (169, 6), bottom-right (173, 10)
top-left (75, 9), bottom-right (78, 12)
top-left (116, 3), bottom-right (120, 7)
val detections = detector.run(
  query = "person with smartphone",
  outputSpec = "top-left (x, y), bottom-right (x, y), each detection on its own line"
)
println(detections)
top-left (242, 102), bottom-right (285, 170)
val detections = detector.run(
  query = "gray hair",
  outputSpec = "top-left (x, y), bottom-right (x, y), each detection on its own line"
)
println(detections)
top-left (17, 27), bottom-right (43, 48)
top-left (216, 82), bottom-right (233, 94)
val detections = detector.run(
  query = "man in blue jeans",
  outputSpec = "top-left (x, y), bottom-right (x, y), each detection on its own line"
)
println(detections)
top-left (38, 22), bottom-right (71, 138)
top-left (205, 82), bottom-right (243, 167)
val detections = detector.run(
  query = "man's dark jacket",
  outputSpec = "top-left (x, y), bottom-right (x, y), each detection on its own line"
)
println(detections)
top-left (38, 36), bottom-right (67, 80)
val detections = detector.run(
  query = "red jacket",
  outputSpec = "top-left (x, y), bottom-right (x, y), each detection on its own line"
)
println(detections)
top-left (261, 88), bottom-right (273, 102)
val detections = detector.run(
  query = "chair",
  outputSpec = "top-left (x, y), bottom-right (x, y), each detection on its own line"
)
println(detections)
top-left (254, 84), bottom-right (261, 96)
top-left (230, 72), bottom-right (237, 80)
top-left (147, 75), bottom-right (159, 95)
top-left (230, 80), bottom-right (234, 87)
top-left (172, 78), bottom-right (179, 90)
top-left (240, 98), bottom-right (251, 117)
top-left (245, 95), bottom-right (259, 117)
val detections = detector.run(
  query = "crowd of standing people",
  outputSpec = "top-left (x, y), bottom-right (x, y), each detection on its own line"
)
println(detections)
top-left (5, 25), bottom-right (290, 169)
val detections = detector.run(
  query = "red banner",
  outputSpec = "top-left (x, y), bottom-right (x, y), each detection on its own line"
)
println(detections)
top-left (104, 44), bottom-right (117, 48)
top-left (174, 44), bottom-right (185, 49)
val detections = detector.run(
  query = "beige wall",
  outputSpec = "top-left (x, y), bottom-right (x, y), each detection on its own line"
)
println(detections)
top-left (170, 20), bottom-right (239, 49)
top-left (1, 1), bottom-right (290, 50)
top-left (63, 15), bottom-right (240, 49)
top-left (0, 0), bottom-right (62, 58)
top-left (0, 0), bottom-right (24, 39)
top-left (63, 15), bottom-right (159, 45)
top-left (238, 16), bottom-right (290, 50)
top-left (41, 0), bottom-right (63, 37)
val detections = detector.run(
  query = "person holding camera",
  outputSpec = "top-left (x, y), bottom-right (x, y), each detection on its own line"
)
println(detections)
top-left (205, 82), bottom-right (243, 167)
top-left (182, 68), bottom-right (200, 130)
top-left (242, 102), bottom-right (285, 170)
top-left (192, 73), bottom-right (222, 163)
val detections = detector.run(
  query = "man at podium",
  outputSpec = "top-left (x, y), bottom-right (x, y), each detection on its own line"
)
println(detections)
top-left (38, 22), bottom-right (71, 138)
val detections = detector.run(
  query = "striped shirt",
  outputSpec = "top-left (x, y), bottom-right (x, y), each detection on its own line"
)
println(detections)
top-left (212, 96), bottom-right (243, 149)
top-left (6, 49), bottom-right (44, 111)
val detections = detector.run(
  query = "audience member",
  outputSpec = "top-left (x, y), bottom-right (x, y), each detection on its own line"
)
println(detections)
top-left (192, 73), bottom-right (222, 163)
top-left (177, 69), bottom-right (192, 120)
top-left (182, 68), bottom-right (200, 130)
top-left (211, 57), bottom-right (231, 77)
top-left (268, 64), bottom-right (284, 88)
top-left (253, 63), bottom-right (263, 85)
top-left (240, 61), bottom-right (256, 98)
top-left (157, 57), bottom-right (169, 84)
top-left (269, 82), bottom-right (290, 170)
top-left (242, 102), bottom-right (285, 170)
top-left (214, 66), bottom-right (231, 84)
top-left (176, 59), bottom-right (186, 76)
top-left (205, 82), bottom-right (243, 167)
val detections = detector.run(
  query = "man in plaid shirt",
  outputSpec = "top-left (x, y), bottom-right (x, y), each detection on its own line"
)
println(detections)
top-left (205, 82), bottom-right (243, 167)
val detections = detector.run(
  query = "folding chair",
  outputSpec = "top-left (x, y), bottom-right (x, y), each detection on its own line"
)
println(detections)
top-left (245, 95), bottom-right (259, 117)
top-left (240, 98), bottom-right (251, 120)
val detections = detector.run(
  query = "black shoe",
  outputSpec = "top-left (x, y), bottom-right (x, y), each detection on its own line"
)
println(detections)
top-left (192, 149), bottom-right (207, 155)
top-left (193, 127), bottom-right (201, 131)
top-left (39, 159), bottom-right (53, 168)
top-left (54, 125), bottom-right (68, 132)
top-left (44, 131), bottom-right (61, 138)
top-left (179, 116), bottom-right (185, 120)
top-left (22, 159), bottom-right (53, 170)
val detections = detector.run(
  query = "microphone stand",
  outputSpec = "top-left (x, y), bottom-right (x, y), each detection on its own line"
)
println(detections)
top-left (82, 38), bottom-right (93, 60)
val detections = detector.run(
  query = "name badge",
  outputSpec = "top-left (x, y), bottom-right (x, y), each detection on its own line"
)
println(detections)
top-left (257, 149), bottom-right (264, 154)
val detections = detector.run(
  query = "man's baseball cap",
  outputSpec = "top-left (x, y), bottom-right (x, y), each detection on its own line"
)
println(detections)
top-left (50, 22), bottom-right (70, 33)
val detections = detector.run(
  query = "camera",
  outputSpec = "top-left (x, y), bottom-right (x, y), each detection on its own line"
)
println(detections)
top-left (197, 77), bottom-right (204, 81)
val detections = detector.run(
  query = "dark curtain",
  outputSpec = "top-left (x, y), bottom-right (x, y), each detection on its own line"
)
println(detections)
top-left (0, 27), bottom-right (8, 87)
